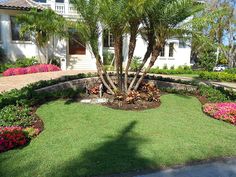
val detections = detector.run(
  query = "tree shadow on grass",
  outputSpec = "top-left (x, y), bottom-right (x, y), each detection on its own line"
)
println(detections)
top-left (49, 121), bottom-right (157, 177)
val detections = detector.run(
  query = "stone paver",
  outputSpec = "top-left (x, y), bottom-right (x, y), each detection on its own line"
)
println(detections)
top-left (0, 70), bottom-right (95, 93)
top-left (136, 158), bottom-right (236, 177)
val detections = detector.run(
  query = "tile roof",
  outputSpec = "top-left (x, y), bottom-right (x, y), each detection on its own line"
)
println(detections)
top-left (0, 0), bottom-right (44, 10)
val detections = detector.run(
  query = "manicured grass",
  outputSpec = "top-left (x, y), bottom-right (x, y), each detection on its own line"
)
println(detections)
top-left (1, 94), bottom-right (236, 177)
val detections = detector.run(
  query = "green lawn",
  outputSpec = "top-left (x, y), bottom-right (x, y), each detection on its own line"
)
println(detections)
top-left (1, 94), bottom-right (236, 177)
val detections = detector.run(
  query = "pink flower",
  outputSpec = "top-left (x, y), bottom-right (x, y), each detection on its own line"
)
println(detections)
top-left (203, 102), bottom-right (236, 125)
top-left (3, 64), bottom-right (61, 76)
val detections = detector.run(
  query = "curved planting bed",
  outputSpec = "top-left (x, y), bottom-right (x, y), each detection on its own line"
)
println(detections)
top-left (203, 102), bottom-right (236, 125)
top-left (0, 73), bottom-right (236, 176)
top-left (1, 95), bottom-right (236, 177)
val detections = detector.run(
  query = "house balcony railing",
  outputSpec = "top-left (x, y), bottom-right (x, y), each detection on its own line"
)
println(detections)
top-left (39, 2), bottom-right (78, 16)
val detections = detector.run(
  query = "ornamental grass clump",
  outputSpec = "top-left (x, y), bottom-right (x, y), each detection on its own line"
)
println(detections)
top-left (203, 102), bottom-right (236, 125)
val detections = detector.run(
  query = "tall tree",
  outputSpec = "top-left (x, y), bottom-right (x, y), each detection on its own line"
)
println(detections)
top-left (17, 8), bottom-right (68, 64)
top-left (71, 0), bottom-right (201, 94)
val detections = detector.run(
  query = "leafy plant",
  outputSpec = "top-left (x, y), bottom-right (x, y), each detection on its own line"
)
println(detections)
top-left (130, 56), bottom-right (142, 72)
top-left (0, 105), bottom-right (34, 127)
top-left (199, 71), bottom-right (236, 82)
top-left (198, 85), bottom-right (229, 102)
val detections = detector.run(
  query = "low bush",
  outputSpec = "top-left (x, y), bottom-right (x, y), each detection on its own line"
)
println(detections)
top-left (198, 85), bottom-right (229, 102)
top-left (0, 126), bottom-right (28, 153)
top-left (149, 66), bottom-right (197, 75)
top-left (0, 105), bottom-right (34, 127)
top-left (23, 127), bottom-right (40, 139)
top-left (130, 56), bottom-right (142, 72)
top-left (3, 64), bottom-right (61, 76)
top-left (199, 71), bottom-right (236, 82)
top-left (203, 102), bottom-right (236, 125)
top-left (225, 68), bottom-right (236, 74)
top-left (0, 57), bottom-right (38, 73)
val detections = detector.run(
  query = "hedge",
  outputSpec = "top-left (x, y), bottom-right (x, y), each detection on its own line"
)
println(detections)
top-left (199, 72), bottom-right (236, 82)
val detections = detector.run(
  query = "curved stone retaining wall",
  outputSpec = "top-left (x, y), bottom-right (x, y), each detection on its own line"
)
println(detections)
top-left (35, 77), bottom-right (197, 93)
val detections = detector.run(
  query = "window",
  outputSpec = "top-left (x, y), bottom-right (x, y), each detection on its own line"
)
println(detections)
top-left (10, 16), bottom-right (30, 41)
top-left (179, 40), bottom-right (186, 48)
top-left (69, 29), bottom-right (86, 55)
top-left (103, 30), bottom-right (114, 48)
top-left (169, 43), bottom-right (174, 57)
top-left (160, 47), bottom-right (165, 57)
top-left (56, 0), bottom-right (64, 3)
top-left (34, 0), bottom-right (47, 3)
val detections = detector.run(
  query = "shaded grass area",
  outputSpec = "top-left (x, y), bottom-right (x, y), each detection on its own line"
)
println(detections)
top-left (1, 94), bottom-right (236, 177)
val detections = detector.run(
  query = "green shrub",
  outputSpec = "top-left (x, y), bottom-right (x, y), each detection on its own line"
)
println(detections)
top-left (0, 57), bottom-right (38, 73)
top-left (149, 66), bottom-right (196, 75)
top-left (199, 72), bottom-right (236, 82)
top-left (130, 56), bottom-right (142, 72)
top-left (225, 68), bottom-right (236, 74)
top-left (0, 105), bottom-right (34, 127)
top-left (198, 85), bottom-right (229, 102)
top-left (103, 50), bottom-right (114, 65)
top-left (15, 57), bottom-right (38, 67)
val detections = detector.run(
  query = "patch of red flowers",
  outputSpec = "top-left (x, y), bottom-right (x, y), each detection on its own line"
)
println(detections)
top-left (0, 126), bottom-right (28, 153)
top-left (3, 64), bottom-right (61, 76)
top-left (203, 102), bottom-right (236, 125)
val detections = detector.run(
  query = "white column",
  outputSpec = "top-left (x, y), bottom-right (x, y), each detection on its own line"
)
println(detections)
top-left (64, 0), bottom-right (69, 15)
top-left (98, 22), bottom-right (103, 61)
top-left (50, 0), bottom-right (56, 11)
top-left (1, 14), bottom-right (11, 58)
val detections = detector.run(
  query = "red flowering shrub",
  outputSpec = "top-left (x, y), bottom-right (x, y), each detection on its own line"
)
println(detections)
top-left (3, 64), bottom-right (61, 76)
top-left (0, 126), bottom-right (28, 153)
top-left (203, 102), bottom-right (236, 125)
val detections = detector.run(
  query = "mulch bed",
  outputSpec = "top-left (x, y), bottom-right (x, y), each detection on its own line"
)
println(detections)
top-left (103, 99), bottom-right (161, 111)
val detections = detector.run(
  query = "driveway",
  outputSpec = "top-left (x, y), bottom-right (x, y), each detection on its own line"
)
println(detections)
top-left (0, 70), bottom-right (95, 93)
top-left (136, 158), bottom-right (236, 177)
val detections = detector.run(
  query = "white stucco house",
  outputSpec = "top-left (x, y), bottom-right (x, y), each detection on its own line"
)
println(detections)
top-left (0, 0), bottom-right (192, 71)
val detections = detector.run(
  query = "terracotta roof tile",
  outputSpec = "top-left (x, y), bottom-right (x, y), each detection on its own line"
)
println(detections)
top-left (0, 0), bottom-right (44, 10)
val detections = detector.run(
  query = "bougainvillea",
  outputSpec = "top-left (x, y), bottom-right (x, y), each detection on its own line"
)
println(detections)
top-left (0, 126), bottom-right (28, 153)
top-left (3, 64), bottom-right (61, 76)
top-left (203, 102), bottom-right (236, 125)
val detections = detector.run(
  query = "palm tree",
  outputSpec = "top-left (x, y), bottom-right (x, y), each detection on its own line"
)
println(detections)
top-left (17, 8), bottom-right (68, 64)
top-left (70, 0), bottom-right (117, 94)
top-left (71, 0), bottom-right (201, 94)
top-left (129, 0), bottom-right (202, 91)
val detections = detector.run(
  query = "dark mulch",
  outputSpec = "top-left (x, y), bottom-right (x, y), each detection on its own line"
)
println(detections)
top-left (103, 99), bottom-right (161, 111)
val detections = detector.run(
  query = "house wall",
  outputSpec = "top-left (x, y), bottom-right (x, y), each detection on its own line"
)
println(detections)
top-left (132, 35), bottom-right (191, 69)
top-left (0, 9), bottom-right (41, 61)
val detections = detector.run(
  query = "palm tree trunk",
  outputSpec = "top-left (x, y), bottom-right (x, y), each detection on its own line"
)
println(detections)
top-left (134, 45), bottom-right (160, 91)
top-left (125, 22), bottom-right (139, 92)
top-left (114, 35), bottom-right (123, 91)
top-left (128, 35), bottom-right (154, 91)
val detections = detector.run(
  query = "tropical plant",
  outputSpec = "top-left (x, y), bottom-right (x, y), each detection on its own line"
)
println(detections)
top-left (70, 0), bottom-right (202, 94)
top-left (17, 8), bottom-right (68, 64)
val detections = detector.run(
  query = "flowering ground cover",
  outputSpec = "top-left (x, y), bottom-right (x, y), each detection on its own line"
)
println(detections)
top-left (1, 94), bottom-right (236, 177)
top-left (2, 64), bottom-right (61, 76)
top-left (203, 102), bottom-right (236, 125)
top-left (0, 126), bottom-right (28, 153)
